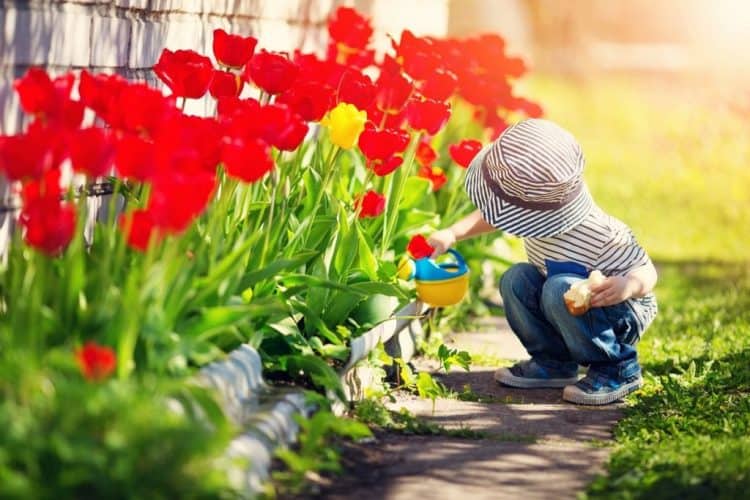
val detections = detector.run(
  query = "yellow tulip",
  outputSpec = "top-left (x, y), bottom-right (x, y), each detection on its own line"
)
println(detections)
top-left (321, 103), bottom-right (367, 150)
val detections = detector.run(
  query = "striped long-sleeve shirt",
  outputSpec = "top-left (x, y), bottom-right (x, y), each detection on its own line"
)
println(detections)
top-left (524, 204), bottom-right (658, 331)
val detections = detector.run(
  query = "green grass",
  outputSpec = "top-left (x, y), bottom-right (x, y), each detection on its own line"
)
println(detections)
top-left (586, 263), bottom-right (750, 499)
top-left (517, 75), bottom-right (750, 498)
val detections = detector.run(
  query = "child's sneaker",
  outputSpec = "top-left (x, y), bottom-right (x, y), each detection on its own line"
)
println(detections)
top-left (562, 370), bottom-right (643, 405)
top-left (494, 359), bottom-right (580, 388)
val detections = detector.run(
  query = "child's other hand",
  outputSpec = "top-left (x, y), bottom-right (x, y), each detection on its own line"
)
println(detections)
top-left (427, 229), bottom-right (456, 257)
top-left (589, 276), bottom-right (636, 307)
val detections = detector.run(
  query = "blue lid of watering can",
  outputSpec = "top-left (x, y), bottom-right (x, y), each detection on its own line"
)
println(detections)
top-left (412, 249), bottom-right (469, 282)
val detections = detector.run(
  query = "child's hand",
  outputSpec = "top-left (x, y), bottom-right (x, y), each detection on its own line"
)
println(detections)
top-left (427, 229), bottom-right (456, 257)
top-left (589, 276), bottom-right (637, 307)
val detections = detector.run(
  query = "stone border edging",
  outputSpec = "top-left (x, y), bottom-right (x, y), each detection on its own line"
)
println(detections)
top-left (344, 300), bottom-right (428, 371)
top-left (197, 300), bottom-right (428, 496)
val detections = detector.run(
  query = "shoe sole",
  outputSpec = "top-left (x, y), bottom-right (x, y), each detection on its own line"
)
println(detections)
top-left (562, 377), bottom-right (643, 405)
top-left (494, 367), bottom-right (580, 389)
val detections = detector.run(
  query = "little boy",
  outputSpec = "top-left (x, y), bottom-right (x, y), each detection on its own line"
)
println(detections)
top-left (428, 119), bottom-right (657, 405)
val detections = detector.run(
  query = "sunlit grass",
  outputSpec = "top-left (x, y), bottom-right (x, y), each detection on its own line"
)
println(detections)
top-left (522, 75), bottom-right (750, 262)
top-left (585, 262), bottom-right (750, 499)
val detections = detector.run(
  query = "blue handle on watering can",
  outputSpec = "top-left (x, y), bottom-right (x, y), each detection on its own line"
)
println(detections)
top-left (413, 249), bottom-right (469, 281)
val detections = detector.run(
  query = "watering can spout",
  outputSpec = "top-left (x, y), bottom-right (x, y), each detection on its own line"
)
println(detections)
top-left (397, 257), bottom-right (416, 281)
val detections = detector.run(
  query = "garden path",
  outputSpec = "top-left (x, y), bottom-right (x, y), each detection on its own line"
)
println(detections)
top-left (320, 317), bottom-right (624, 500)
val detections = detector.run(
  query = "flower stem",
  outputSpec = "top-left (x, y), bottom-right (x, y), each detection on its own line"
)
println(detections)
top-left (380, 132), bottom-right (422, 258)
top-left (259, 167), bottom-right (279, 266)
top-left (302, 144), bottom-right (340, 246)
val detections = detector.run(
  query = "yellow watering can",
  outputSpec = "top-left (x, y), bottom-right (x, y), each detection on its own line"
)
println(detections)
top-left (398, 249), bottom-right (470, 307)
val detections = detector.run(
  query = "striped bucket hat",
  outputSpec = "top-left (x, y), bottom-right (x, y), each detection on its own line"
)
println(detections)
top-left (464, 119), bottom-right (594, 238)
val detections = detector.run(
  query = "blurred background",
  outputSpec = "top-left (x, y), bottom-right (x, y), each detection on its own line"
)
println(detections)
top-left (444, 0), bottom-right (750, 264)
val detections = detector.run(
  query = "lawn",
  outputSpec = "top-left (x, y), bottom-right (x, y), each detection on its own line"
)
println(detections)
top-left (519, 75), bottom-right (750, 498)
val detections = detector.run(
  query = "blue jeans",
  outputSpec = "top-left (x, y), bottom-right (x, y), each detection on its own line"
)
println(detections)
top-left (499, 263), bottom-right (643, 380)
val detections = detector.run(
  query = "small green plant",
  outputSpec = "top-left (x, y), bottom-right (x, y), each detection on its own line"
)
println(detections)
top-left (370, 343), bottom-right (453, 410)
top-left (436, 343), bottom-right (472, 372)
top-left (272, 410), bottom-right (372, 496)
top-left (450, 383), bottom-right (508, 404)
top-left (391, 357), bottom-right (453, 412)
top-left (353, 398), bottom-right (487, 438)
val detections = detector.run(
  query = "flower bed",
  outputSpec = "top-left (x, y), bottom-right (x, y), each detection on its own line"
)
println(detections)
top-left (0, 7), bottom-right (539, 496)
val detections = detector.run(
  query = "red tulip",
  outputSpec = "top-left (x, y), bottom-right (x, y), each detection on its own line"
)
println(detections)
top-left (276, 81), bottom-right (335, 122)
top-left (375, 72), bottom-right (413, 114)
top-left (380, 54), bottom-right (402, 76)
top-left (429, 37), bottom-right (465, 75)
top-left (294, 51), bottom-right (346, 88)
top-left (78, 71), bottom-right (128, 123)
top-left (115, 134), bottom-right (158, 181)
top-left (0, 128), bottom-right (56, 181)
top-left (152, 114), bottom-right (223, 174)
top-left (448, 139), bottom-right (483, 168)
top-left (253, 103), bottom-right (308, 152)
top-left (328, 7), bottom-right (373, 51)
top-left (154, 49), bottom-right (214, 99)
top-left (244, 50), bottom-right (299, 95)
top-left (358, 125), bottom-right (409, 161)
top-left (466, 34), bottom-right (526, 79)
top-left (392, 31), bottom-right (440, 81)
top-left (19, 169), bottom-right (77, 255)
top-left (381, 108), bottom-right (408, 130)
top-left (216, 96), bottom-right (260, 119)
top-left (20, 166), bottom-right (63, 202)
top-left (370, 155), bottom-right (403, 177)
top-left (460, 77), bottom-right (511, 109)
top-left (153, 49), bottom-right (212, 99)
top-left (69, 127), bottom-right (115, 177)
top-left (329, 45), bottom-right (375, 70)
top-left (358, 124), bottom-right (409, 176)
top-left (406, 98), bottom-right (451, 135)
top-left (418, 68), bottom-right (458, 102)
top-left (110, 83), bottom-right (176, 137)
top-left (467, 34), bottom-right (507, 68)
top-left (418, 165), bottom-right (448, 191)
top-left (415, 141), bottom-right (437, 168)
top-left (14, 67), bottom-right (57, 116)
top-left (75, 341), bottom-right (117, 381)
top-left (404, 50), bottom-right (441, 83)
top-left (147, 172), bottom-right (216, 233)
top-left (502, 56), bottom-right (527, 79)
top-left (209, 69), bottom-right (244, 99)
top-left (13, 69), bottom-right (84, 129)
top-left (120, 209), bottom-right (159, 251)
top-left (355, 190), bottom-right (385, 218)
top-left (274, 117), bottom-right (309, 151)
top-left (212, 29), bottom-right (257, 69)
top-left (337, 70), bottom-right (376, 110)
top-left (221, 136), bottom-right (274, 183)
top-left (407, 234), bottom-right (435, 259)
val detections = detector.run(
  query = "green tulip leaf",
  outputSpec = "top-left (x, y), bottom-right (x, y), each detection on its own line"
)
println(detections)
top-left (179, 298), bottom-right (288, 339)
top-left (239, 250), bottom-right (320, 289)
top-left (400, 176), bottom-right (434, 211)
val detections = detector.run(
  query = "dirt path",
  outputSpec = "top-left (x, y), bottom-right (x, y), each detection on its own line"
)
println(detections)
top-left (316, 317), bottom-right (623, 500)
